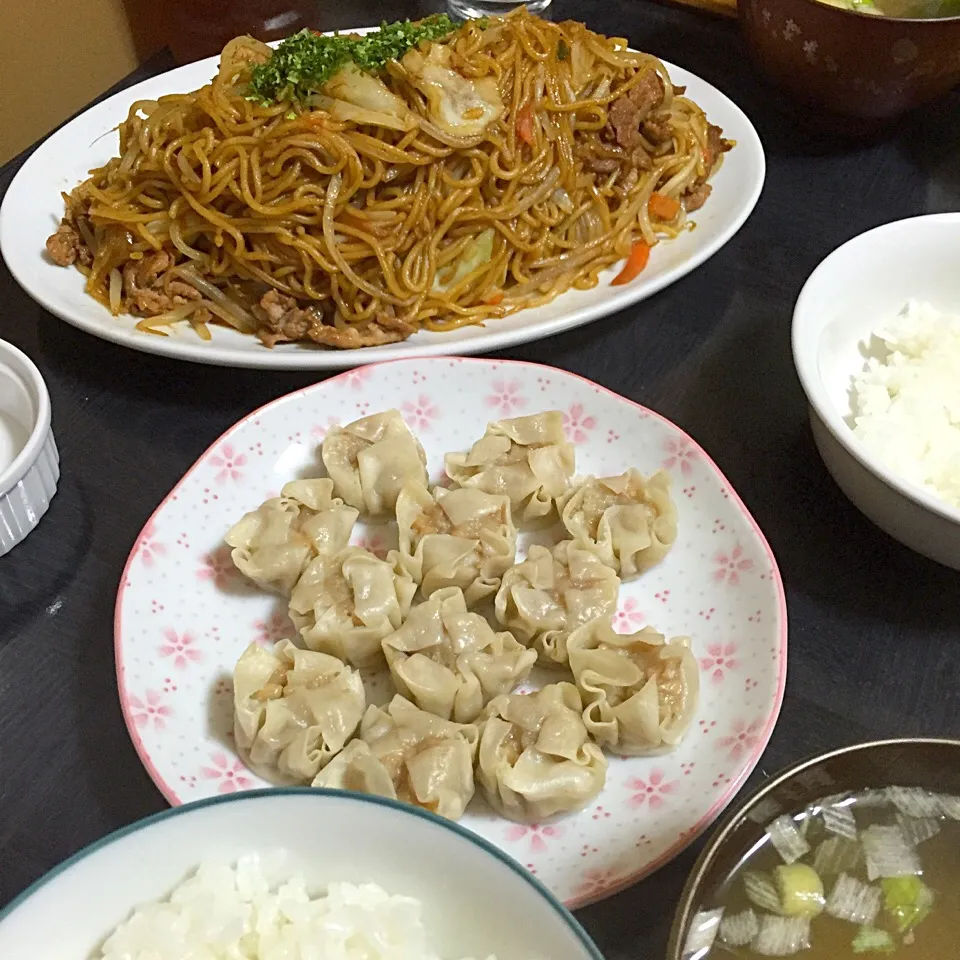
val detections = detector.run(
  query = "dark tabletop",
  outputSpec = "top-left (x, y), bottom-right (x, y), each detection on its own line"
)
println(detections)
top-left (1, 0), bottom-right (959, 955)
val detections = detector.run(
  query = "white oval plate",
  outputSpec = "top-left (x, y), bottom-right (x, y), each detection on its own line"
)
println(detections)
top-left (114, 357), bottom-right (786, 906)
top-left (1, 41), bottom-right (765, 370)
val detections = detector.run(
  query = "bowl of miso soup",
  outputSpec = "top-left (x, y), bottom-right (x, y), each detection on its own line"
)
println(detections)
top-left (739, 0), bottom-right (960, 130)
top-left (668, 738), bottom-right (960, 960)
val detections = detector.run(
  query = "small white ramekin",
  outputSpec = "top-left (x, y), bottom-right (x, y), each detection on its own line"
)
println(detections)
top-left (0, 339), bottom-right (59, 557)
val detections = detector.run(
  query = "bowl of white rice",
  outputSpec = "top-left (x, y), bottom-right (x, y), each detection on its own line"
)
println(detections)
top-left (0, 788), bottom-right (603, 960)
top-left (792, 212), bottom-right (960, 570)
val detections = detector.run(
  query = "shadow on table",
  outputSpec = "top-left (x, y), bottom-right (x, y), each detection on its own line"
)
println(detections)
top-left (662, 297), bottom-right (959, 630)
top-left (896, 99), bottom-right (960, 212)
top-left (499, 248), bottom-right (738, 404)
top-left (71, 497), bottom-right (169, 829)
top-left (35, 313), bottom-right (322, 414)
top-left (0, 472), bottom-right (90, 641)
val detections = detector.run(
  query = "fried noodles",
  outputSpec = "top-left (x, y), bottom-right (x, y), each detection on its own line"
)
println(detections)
top-left (46, 9), bottom-right (732, 349)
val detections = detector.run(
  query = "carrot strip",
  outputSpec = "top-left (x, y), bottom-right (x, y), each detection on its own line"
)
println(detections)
top-left (516, 105), bottom-right (535, 146)
top-left (611, 241), bottom-right (651, 286)
top-left (648, 192), bottom-right (681, 221)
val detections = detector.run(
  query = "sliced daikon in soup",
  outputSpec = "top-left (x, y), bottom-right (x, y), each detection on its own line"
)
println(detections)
top-left (685, 786), bottom-right (960, 959)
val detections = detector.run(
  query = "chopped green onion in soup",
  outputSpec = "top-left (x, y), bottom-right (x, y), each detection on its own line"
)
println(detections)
top-left (881, 876), bottom-right (934, 933)
top-left (689, 785), bottom-right (959, 958)
top-left (852, 927), bottom-right (895, 955)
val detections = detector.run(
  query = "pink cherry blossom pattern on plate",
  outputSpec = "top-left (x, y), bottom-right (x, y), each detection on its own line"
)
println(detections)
top-left (485, 378), bottom-right (526, 416)
top-left (562, 403), bottom-right (597, 444)
top-left (716, 718), bottom-right (763, 761)
top-left (712, 544), bottom-right (755, 586)
top-left (700, 642), bottom-right (738, 683)
top-left (662, 437), bottom-right (698, 476)
top-left (626, 769), bottom-right (677, 809)
top-left (158, 629), bottom-right (203, 669)
top-left (128, 691), bottom-right (172, 731)
top-left (115, 356), bottom-right (788, 909)
top-left (200, 752), bottom-right (254, 794)
top-left (310, 415), bottom-right (341, 440)
top-left (254, 612), bottom-right (296, 646)
top-left (136, 521), bottom-right (166, 567)
top-left (612, 597), bottom-right (645, 632)
top-left (504, 822), bottom-right (564, 853)
top-left (575, 866), bottom-right (624, 900)
top-left (209, 445), bottom-right (247, 483)
top-left (342, 367), bottom-right (373, 389)
top-left (197, 546), bottom-right (236, 589)
top-left (402, 394), bottom-right (437, 431)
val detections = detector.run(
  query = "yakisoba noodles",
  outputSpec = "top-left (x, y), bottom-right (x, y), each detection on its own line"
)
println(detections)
top-left (46, 9), bottom-right (732, 349)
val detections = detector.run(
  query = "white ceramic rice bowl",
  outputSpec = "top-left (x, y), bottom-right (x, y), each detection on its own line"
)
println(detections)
top-left (0, 788), bottom-right (603, 960)
top-left (792, 212), bottom-right (960, 570)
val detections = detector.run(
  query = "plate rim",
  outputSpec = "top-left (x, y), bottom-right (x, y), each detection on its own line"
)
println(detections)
top-left (113, 355), bottom-right (788, 906)
top-left (0, 786), bottom-right (603, 960)
top-left (1, 45), bottom-right (766, 371)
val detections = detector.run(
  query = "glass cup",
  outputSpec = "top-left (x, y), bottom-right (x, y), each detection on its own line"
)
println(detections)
top-left (446, 0), bottom-right (551, 19)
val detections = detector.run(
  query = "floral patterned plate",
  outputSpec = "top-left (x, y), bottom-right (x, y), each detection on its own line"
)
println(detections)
top-left (114, 357), bottom-right (787, 907)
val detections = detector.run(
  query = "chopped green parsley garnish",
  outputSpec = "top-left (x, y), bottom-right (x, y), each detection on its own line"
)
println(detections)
top-left (248, 14), bottom-right (458, 106)
top-left (557, 38), bottom-right (570, 60)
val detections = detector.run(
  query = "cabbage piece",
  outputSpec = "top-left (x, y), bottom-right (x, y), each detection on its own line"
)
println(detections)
top-left (217, 35), bottom-right (273, 88)
top-left (433, 229), bottom-right (495, 293)
top-left (313, 61), bottom-right (417, 131)
top-left (402, 43), bottom-right (504, 136)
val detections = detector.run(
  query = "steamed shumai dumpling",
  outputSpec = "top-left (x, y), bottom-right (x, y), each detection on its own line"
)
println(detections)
top-left (382, 586), bottom-right (537, 723)
top-left (396, 482), bottom-right (517, 606)
top-left (560, 469), bottom-right (677, 580)
top-left (567, 617), bottom-right (699, 756)
top-left (444, 412), bottom-right (575, 524)
top-left (224, 479), bottom-right (359, 595)
top-left (321, 409), bottom-right (428, 516)
top-left (288, 546), bottom-right (417, 669)
top-left (233, 639), bottom-right (365, 784)
top-left (477, 682), bottom-right (607, 823)
top-left (494, 540), bottom-right (620, 667)
top-left (313, 695), bottom-right (479, 820)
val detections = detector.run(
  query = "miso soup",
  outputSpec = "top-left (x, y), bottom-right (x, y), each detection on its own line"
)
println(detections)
top-left (817, 0), bottom-right (960, 18)
top-left (685, 786), bottom-right (960, 959)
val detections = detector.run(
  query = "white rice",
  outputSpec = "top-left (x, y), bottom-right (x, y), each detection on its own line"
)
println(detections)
top-left (851, 299), bottom-right (960, 508)
top-left (95, 855), bottom-right (497, 960)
